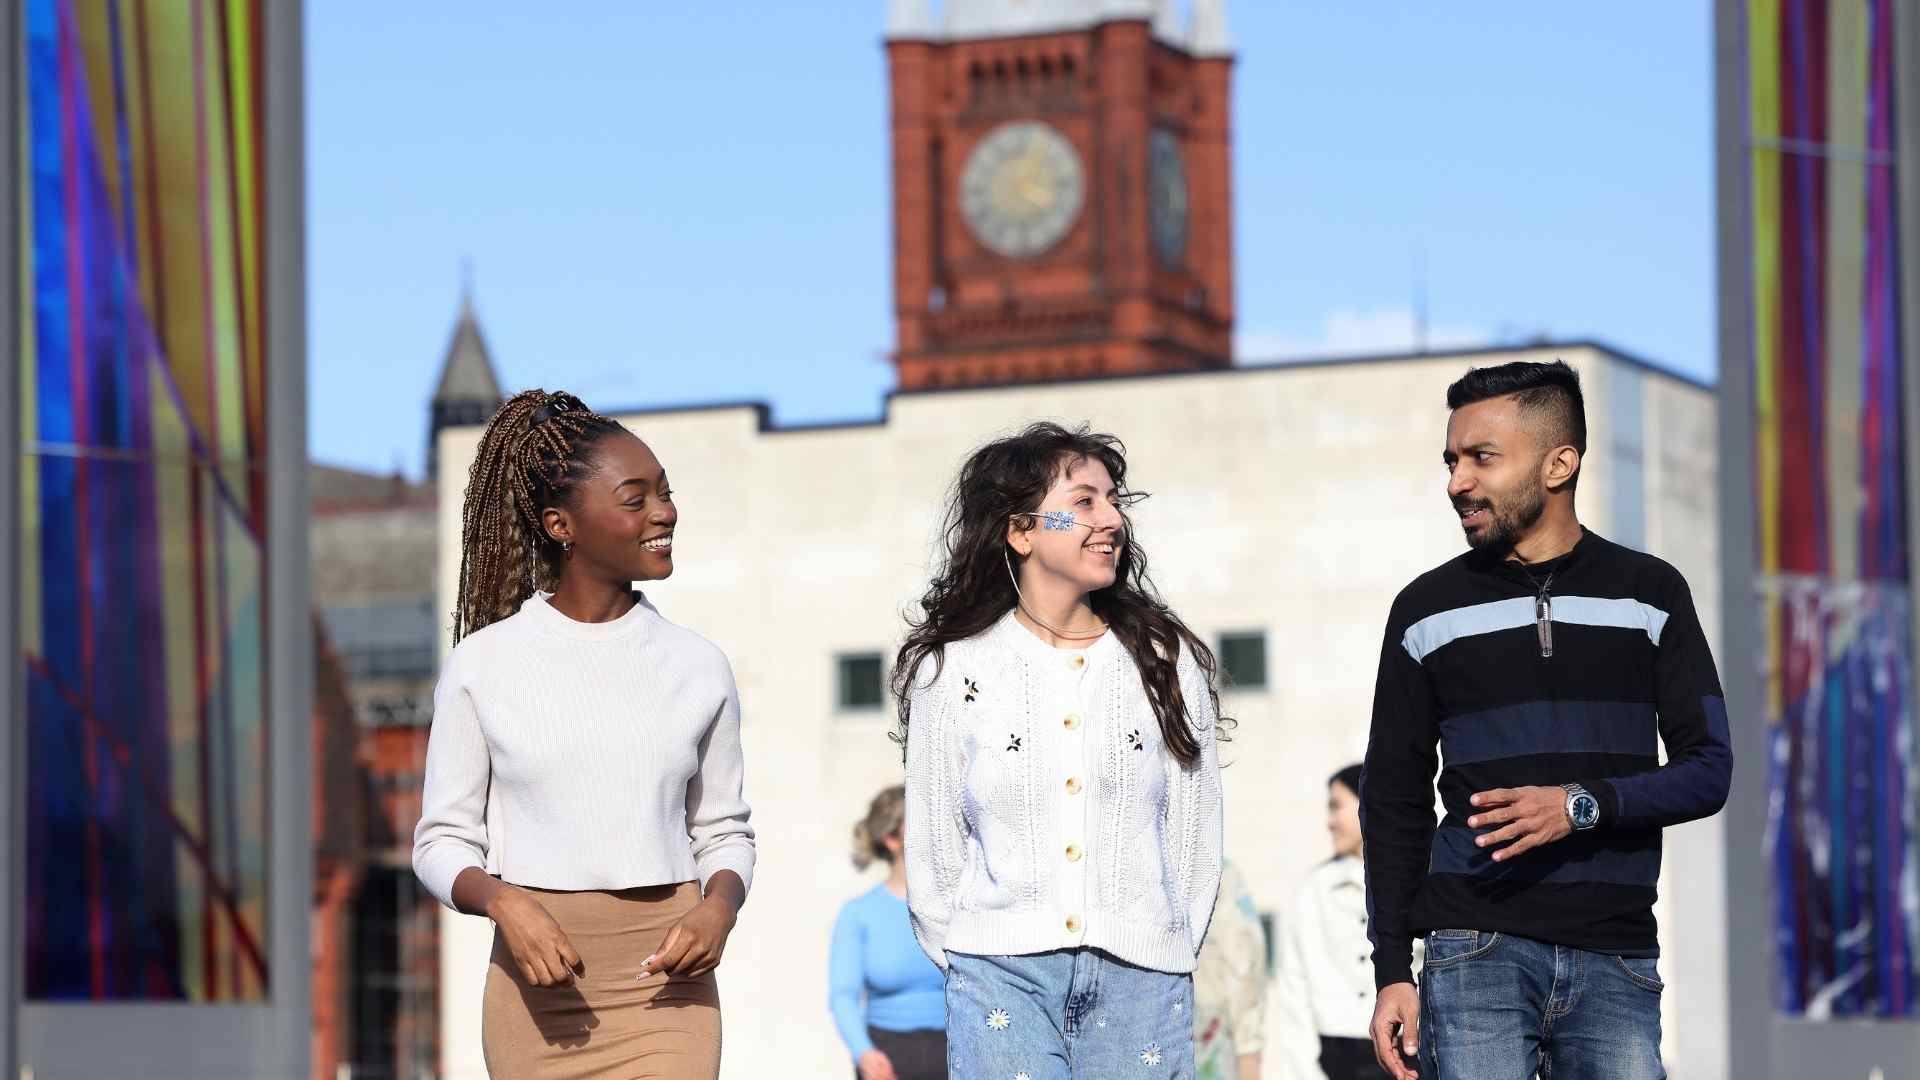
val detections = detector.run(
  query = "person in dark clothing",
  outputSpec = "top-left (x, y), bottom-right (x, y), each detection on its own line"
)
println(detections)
top-left (1361, 360), bottom-right (1732, 1080)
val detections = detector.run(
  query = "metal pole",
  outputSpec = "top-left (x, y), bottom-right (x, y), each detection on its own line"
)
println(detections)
top-left (1711, 0), bottom-right (1769, 1076)
top-left (0, 0), bottom-right (24, 1070)
top-left (266, 0), bottom-right (313, 1071)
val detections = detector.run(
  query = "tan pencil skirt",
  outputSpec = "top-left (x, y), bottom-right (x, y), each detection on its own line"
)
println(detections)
top-left (482, 881), bottom-right (720, 1079)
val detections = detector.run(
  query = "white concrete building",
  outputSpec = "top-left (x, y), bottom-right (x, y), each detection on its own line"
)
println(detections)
top-left (431, 341), bottom-right (1726, 1079)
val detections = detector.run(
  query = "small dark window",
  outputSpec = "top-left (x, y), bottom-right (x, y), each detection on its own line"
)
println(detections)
top-left (1218, 631), bottom-right (1267, 690)
top-left (836, 653), bottom-right (885, 711)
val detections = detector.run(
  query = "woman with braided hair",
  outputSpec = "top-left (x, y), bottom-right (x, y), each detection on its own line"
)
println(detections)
top-left (412, 388), bottom-right (754, 1078)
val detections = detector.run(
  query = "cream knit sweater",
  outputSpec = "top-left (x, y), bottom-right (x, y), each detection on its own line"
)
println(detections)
top-left (904, 611), bottom-right (1223, 974)
top-left (412, 592), bottom-right (755, 910)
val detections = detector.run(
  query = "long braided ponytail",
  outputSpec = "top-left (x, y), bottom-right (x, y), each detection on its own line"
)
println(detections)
top-left (452, 388), bottom-right (626, 644)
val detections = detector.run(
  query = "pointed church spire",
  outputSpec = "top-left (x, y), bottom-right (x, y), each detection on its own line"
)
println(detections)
top-left (433, 287), bottom-right (502, 406)
top-left (428, 275), bottom-right (505, 479)
top-left (1190, 0), bottom-right (1231, 56)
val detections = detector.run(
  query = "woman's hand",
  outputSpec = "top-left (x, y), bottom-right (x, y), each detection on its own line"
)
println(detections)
top-left (856, 1048), bottom-right (898, 1080)
top-left (640, 872), bottom-right (746, 979)
top-left (485, 885), bottom-right (582, 987)
top-left (641, 895), bottom-right (738, 978)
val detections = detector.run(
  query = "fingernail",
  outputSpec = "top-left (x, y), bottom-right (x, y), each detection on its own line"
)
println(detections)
top-left (635, 969), bottom-right (650, 980)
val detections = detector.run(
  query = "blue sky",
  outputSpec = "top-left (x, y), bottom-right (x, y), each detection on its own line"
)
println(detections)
top-left (308, 2), bottom-right (1712, 477)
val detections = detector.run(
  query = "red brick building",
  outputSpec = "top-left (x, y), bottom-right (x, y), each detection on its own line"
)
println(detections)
top-left (309, 295), bottom-right (502, 1077)
top-left (886, 0), bottom-right (1234, 389)
top-left (311, 619), bottom-right (365, 1080)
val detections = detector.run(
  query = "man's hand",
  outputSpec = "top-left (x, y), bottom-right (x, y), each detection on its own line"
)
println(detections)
top-left (1469, 785), bottom-right (1573, 861)
top-left (1370, 981), bottom-right (1420, 1080)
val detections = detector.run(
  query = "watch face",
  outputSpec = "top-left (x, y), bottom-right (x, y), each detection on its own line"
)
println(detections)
top-left (1149, 128), bottom-right (1188, 265)
top-left (960, 121), bottom-right (1085, 258)
top-left (1570, 794), bottom-right (1600, 829)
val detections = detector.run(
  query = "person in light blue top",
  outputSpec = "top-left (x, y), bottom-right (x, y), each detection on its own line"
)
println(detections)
top-left (830, 785), bottom-right (946, 1080)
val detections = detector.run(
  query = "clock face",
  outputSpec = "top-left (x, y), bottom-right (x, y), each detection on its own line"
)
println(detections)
top-left (1149, 128), bottom-right (1188, 266)
top-left (960, 121), bottom-right (1085, 259)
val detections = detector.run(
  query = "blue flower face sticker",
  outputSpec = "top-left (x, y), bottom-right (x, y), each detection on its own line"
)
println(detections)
top-left (1040, 510), bottom-right (1078, 531)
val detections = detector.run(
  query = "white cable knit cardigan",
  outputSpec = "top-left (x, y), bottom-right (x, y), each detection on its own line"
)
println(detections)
top-left (904, 610), bottom-right (1223, 974)
top-left (411, 592), bottom-right (755, 910)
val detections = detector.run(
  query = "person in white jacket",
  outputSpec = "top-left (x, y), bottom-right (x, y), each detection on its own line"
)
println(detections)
top-left (1273, 764), bottom-right (1415, 1080)
top-left (897, 421), bottom-right (1225, 1079)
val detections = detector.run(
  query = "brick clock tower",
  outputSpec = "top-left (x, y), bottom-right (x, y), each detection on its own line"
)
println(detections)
top-left (885, 0), bottom-right (1233, 390)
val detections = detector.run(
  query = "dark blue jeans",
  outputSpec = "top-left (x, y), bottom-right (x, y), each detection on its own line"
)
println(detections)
top-left (1418, 930), bottom-right (1665, 1080)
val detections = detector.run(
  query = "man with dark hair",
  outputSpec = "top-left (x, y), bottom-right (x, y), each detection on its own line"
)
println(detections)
top-left (1361, 359), bottom-right (1731, 1080)
top-left (1444, 360), bottom-right (1587, 486)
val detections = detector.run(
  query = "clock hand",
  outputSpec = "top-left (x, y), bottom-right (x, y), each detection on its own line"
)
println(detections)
top-left (1016, 173), bottom-right (1052, 209)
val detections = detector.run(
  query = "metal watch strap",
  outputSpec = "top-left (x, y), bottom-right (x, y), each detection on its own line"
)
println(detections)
top-left (1562, 783), bottom-right (1598, 830)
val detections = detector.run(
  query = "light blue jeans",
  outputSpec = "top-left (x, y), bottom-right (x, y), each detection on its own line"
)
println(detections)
top-left (1418, 929), bottom-right (1666, 1080)
top-left (946, 950), bottom-right (1195, 1079)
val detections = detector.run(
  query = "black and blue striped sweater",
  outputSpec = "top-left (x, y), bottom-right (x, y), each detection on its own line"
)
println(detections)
top-left (1361, 529), bottom-right (1733, 989)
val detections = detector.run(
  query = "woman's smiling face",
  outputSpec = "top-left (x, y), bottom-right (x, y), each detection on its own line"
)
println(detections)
top-left (1009, 455), bottom-right (1128, 595)
top-left (542, 430), bottom-right (679, 584)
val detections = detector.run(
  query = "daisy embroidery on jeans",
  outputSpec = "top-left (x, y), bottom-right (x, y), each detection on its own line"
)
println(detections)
top-left (1015, 1074), bottom-right (1032, 1080)
top-left (1139, 1043), bottom-right (1164, 1066)
top-left (987, 1008), bottom-right (1012, 1031)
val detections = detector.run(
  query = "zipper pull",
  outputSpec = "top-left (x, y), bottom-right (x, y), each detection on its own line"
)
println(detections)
top-left (1535, 592), bottom-right (1554, 658)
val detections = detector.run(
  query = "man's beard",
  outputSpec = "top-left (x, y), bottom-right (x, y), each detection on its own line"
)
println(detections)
top-left (1458, 480), bottom-right (1546, 553)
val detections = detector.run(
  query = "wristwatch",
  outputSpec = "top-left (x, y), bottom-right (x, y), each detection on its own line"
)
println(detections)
top-left (1562, 783), bottom-right (1600, 831)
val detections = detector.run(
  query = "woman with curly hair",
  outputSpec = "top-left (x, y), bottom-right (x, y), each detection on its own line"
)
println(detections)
top-left (412, 389), bottom-right (754, 1079)
top-left (898, 421), bottom-right (1225, 1078)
